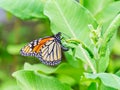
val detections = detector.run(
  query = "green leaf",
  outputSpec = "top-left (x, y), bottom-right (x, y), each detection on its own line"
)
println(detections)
top-left (100, 83), bottom-right (117, 90)
top-left (57, 74), bottom-right (76, 86)
top-left (12, 70), bottom-right (72, 90)
top-left (24, 62), bottom-right (83, 81)
top-left (115, 70), bottom-right (120, 77)
top-left (100, 14), bottom-right (120, 56)
top-left (98, 48), bottom-right (110, 72)
top-left (96, 1), bottom-right (120, 34)
top-left (88, 82), bottom-right (97, 90)
top-left (85, 73), bottom-right (120, 89)
top-left (44, 0), bottom-right (98, 73)
top-left (44, 0), bottom-right (97, 50)
top-left (97, 14), bottom-right (120, 72)
top-left (64, 49), bottom-right (84, 68)
top-left (83, 0), bottom-right (114, 15)
top-left (24, 63), bottom-right (55, 74)
top-left (0, 0), bottom-right (46, 19)
top-left (96, 1), bottom-right (120, 24)
top-left (83, 1), bottom-right (120, 34)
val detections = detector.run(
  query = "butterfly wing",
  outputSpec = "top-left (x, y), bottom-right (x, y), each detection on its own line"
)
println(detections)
top-left (20, 39), bottom-right (40, 57)
top-left (20, 37), bottom-right (62, 66)
top-left (37, 38), bottom-right (62, 65)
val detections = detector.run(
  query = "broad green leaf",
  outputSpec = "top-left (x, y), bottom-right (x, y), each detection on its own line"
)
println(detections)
top-left (12, 70), bottom-right (72, 90)
top-left (85, 73), bottom-right (120, 89)
top-left (83, 1), bottom-right (120, 34)
top-left (57, 74), bottom-right (76, 86)
top-left (98, 14), bottom-right (120, 72)
top-left (100, 14), bottom-right (120, 55)
top-left (83, 0), bottom-right (114, 15)
top-left (0, 0), bottom-right (46, 19)
top-left (24, 62), bottom-right (83, 81)
top-left (24, 62), bottom-right (55, 74)
top-left (44, 0), bottom-right (98, 73)
top-left (100, 83), bottom-right (117, 90)
top-left (96, 1), bottom-right (120, 23)
top-left (44, 0), bottom-right (97, 50)
top-left (96, 1), bottom-right (120, 33)
top-left (64, 49), bottom-right (84, 68)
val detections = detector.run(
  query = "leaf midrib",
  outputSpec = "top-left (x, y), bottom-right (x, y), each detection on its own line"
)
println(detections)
top-left (53, 0), bottom-right (96, 73)
top-left (111, 74), bottom-right (120, 88)
top-left (54, 0), bottom-right (76, 38)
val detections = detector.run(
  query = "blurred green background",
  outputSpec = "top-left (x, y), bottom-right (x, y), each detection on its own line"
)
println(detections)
top-left (0, 9), bottom-right (53, 90)
top-left (0, 7), bottom-right (120, 90)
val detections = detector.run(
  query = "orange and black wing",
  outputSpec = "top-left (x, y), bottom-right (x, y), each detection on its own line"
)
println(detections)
top-left (20, 37), bottom-right (62, 65)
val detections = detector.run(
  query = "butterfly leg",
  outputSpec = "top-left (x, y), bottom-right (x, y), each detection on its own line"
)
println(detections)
top-left (61, 45), bottom-right (69, 51)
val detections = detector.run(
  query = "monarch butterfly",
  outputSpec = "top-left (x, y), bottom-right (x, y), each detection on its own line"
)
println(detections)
top-left (20, 32), bottom-right (68, 66)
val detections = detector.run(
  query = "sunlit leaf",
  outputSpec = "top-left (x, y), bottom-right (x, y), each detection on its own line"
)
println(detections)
top-left (83, 0), bottom-right (114, 15)
top-left (44, 0), bottom-right (98, 73)
top-left (0, 0), bottom-right (46, 19)
top-left (98, 14), bottom-right (120, 72)
top-left (100, 83), bottom-right (117, 90)
top-left (96, 1), bottom-right (120, 34)
top-left (85, 73), bottom-right (120, 89)
top-left (12, 70), bottom-right (72, 90)
top-left (24, 62), bottom-right (83, 78)
top-left (44, 0), bottom-right (97, 52)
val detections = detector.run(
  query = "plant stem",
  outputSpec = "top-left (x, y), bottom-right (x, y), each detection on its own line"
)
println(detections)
top-left (79, 44), bottom-right (96, 74)
top-left (66, 39), bottom-right (96, 73)
top-left (95, 59), bottom-right (99, 73)
top-left (94, 47), bottom-right (100, 73)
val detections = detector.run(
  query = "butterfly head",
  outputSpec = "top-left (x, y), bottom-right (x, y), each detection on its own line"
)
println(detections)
top-left (55, 32), bottom-right (61, 37)
top-left (54, 32), bottom-right (62, 42)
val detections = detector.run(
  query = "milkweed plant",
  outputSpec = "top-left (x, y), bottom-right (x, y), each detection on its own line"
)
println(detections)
top-left (0, 0), bottom-right (120, 90)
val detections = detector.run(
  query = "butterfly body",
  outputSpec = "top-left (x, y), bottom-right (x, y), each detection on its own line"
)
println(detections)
top-left (20, 32), bottom-right (68, 66)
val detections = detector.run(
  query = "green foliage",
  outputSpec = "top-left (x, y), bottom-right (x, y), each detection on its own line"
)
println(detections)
top-left (0, 80), bottom-right (20, 90)
top-left (44, 0), bottom-right (97, 72)
top-left (12, 70), bottom-right (71, 90)
top-left (0, 0), bottom-right (120, 90)
top-left (85, 73), bottom-right (120, 89)
top-left (0, 0), bottom-right (46, 19)
top-left (7, 44), bottom-right (24, 55)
